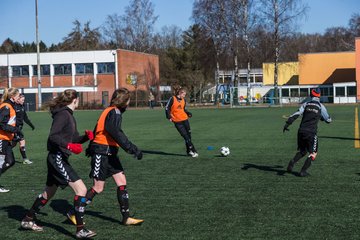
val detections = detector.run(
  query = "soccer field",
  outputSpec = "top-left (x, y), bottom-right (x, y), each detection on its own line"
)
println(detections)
top-left (0, 105), bottom-right (359, 240)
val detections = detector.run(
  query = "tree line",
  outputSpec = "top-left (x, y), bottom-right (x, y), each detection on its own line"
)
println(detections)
top-left (1, 0), bottom-right (359, 102)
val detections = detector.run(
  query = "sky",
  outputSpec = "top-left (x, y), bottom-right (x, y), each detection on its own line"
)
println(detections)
top-left (0, 0), bottom-right (359, 46)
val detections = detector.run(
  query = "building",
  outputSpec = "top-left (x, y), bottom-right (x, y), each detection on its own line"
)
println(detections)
top-left (0, 49), bottom-right (159, 110)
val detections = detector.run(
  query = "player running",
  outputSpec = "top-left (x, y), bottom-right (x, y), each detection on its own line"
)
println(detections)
top-left (165, 86), bottom-right (198, 157)
top-left (0, 88), bottom-right (21, 193)
top-left (67, 88), bottom-right (144, 226)
top-left (13, 94), bottom-right (35, 164)
top-left (20, 89), bottom-right (96, 239)
top-left (283, 88), bottom-right (332, 177)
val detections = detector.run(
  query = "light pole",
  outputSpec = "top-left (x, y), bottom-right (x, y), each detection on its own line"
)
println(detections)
top-left (112, 50), bottom-right (117, 91)
top-left (35, 0), bottom-right (42, 110)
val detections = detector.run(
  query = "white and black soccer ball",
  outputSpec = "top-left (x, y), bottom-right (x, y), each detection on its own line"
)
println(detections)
top-left (220, 146), bottom-right (230, 157)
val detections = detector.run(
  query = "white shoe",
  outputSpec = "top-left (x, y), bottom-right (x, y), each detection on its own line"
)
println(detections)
top-left (23, 159), bottom-right (33, 164)
top-left (76, 228), bottom-right (96, 239)
top-left (188, 151), bottom-right (199, 158)
top-left (20, 220), bottom-right (43, 231)
top-left (0, 186), bottom-right (10, 193)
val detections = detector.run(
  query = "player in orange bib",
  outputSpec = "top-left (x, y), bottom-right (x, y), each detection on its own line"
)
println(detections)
top-left (0, 87), bottom-right (21, 193)
top-left (165, 86), bottom-right (198, 157)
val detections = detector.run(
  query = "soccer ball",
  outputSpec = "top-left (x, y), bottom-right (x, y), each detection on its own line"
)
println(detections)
top-left (220, 146), bottom-right (230, 157)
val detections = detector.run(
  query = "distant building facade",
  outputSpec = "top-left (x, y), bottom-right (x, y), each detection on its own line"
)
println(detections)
top-left (0, 49), bottom-right (159, 110)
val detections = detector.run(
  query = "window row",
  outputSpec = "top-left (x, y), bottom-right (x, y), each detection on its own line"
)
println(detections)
top-left (0, 62), bottom-right (115, 77)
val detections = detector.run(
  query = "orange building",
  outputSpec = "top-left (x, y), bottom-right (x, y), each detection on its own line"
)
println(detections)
top-left (0, 49), bottom-right (159, 110)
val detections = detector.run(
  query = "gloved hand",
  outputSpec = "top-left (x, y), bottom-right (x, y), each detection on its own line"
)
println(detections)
top-left (187, 112), bottom-right (192, 118)
top-left (85, 130), bottom-right (94, 140)
top-left (31, 126), bottom-right (35, 130)
top-left (283, 123), bottom-right (290, 133)
top-left (67, 143), bottom-right (83, 154)
top-left (128, 144), bottom-right (143, 160)
top-left (134, 149), bottom-right (143, 160)
top-left (326, 117), bottom-right (332, 124)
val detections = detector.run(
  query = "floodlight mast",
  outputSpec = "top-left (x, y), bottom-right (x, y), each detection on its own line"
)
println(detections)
top-left (35, 0), bottom-right (42, 110)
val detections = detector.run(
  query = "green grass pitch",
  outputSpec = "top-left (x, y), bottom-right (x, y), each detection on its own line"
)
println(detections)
top-left (0, 105), bottom-right (359, 239)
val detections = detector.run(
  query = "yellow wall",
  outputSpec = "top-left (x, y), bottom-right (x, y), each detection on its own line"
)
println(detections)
top-left (262, 62), bottom-right (299, 86)
top-left (299, 52), bottom-right (355, 85)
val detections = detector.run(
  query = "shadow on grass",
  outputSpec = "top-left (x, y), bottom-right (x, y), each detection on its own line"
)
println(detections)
top-left (142, 150), bottom-right (187, 157)
top-left (318, 136), bottom-right (360, 141)
top-left (50, 199), bottom-right (120, 225)
top-left (241, 163), bottom-right (291, 176)
top-left (0, 204), bottom-right (74, 238)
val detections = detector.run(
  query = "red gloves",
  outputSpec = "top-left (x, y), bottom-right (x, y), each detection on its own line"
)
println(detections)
top-left (67, 143), bottom-right (83, 154)
top-left (85, 130), bottom-right (94, 140)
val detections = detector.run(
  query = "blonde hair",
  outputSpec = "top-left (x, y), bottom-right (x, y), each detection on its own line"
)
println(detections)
top-left (0, 87), bottom-right (19, 103)
top-left (46, 89), bottom-right (78, 111)
top-left (110, 88), bottom-right (130, 108)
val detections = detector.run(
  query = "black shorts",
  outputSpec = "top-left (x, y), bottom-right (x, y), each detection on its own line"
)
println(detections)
top-left (46, 152), bottom-right (81, 189)
top-left (89, 153), bottom-right (124, 181)
top-left (297, 132), bottom-right (318, 153)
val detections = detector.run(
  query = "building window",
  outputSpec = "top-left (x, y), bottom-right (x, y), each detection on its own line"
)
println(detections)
top-left (335, 87), bottom-right (345, 97)
top-left (12, 65), bottom-right (29, 76)
top-left (54, 64), bottom-right (72, 75)
top-left (97, 62), bottom-right (114, 74)
top-left (281, 88), bottom-right (289, 97)
top-left (347, 86), bottom-right (356, 97)
top-left (290, 88), bottom-right (299, 97)
top-left (299, 88), bottom-right (308, 97)
top-left (33, 65), bottom-right (50, 76)
top-left (76, 63), bottom-right (94, 74)
top-left (0, 66), bottom-right (8, 77)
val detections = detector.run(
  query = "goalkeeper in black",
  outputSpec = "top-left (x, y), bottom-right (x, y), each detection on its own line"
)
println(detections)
top-left (283, 88), bottom-right (332, 177)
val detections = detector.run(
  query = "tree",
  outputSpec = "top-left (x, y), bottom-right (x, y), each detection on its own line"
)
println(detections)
top-left (61, 20), bottom-right (101, 51)
top-left (259, 0), bottom-right (308, 104)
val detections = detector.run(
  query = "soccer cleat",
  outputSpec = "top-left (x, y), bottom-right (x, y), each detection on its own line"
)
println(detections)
top-left (188, 151), bottom-right (199, 158)
top-left (299, 171), bottom-right (310, 177)
top-left (67, 211), bottom-right (77, 225)
top-left (20, 220), bottom-right (43, 231)
top-left (23, 159), bottom-right (33, 164)
top-left (123, 217), bottom-right (144, 226)
top-left (0, 186), bottom-right (10, 193)
top-left (76, 228), bottom-right (97, 239)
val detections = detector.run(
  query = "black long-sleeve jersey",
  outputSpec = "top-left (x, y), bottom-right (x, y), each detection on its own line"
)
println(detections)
top-left (101, 108), bottom-right (136, 153)
top-left (47, 106), bottom-right (87, 156)
top-left (0, 99), bottom-right (19, 134)
top-left (14, 103), bottom-right (34, 129)
top-left (286, 97), bottom-right (331, 134)
top-left (165, 96), bottom-right (191, 119)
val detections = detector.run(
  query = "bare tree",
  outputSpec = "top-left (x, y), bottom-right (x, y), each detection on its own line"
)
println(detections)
top-left (259, 0), bottom-right (308, 104)
top-left (122, 0), bottom-right (158, 52)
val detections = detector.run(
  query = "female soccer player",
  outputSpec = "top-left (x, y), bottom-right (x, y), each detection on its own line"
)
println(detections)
top-left (0, 87), bottom-right (21, 192)
top-left (20, 89), bottom-right (96, 239)
top-left (13, 94), bottom-right (35, 164)
top-left (165, 86), bottom-right (198, 157)
top-left (68, 88), bottom-right (144, 226)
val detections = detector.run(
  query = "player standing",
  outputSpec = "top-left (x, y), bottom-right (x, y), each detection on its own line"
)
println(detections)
top-left (67, 88), bottom-right (144, 226)
top-left (20, 89), bottom-right (96, 239)
top-left (0, 88), bottom-right (21, 193)
top-left (283, 88), bottom-right (332, 177)
top-left (165, 86), bottom-right (198, 157)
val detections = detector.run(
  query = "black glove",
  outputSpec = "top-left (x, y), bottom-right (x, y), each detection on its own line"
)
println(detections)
top-left (134, 149), bottom-right (143, 160)
top-left (187, 112), bottom-right (192, 118)
top-left (283, 123), bottom-right (290, 133)
top-left (128, 144), bottom-right (143, 160)
top-left (31, 126), bottom-right (35, 131)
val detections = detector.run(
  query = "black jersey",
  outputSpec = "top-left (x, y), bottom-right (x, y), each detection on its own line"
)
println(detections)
top-left (14, 103), bottom-right (34, 129)
top-left (47, 106), bottom-right (87, 157)
top-left (286, 97), bottom-right (331, 134)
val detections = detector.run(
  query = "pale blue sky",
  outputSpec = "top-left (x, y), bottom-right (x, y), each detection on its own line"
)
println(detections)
top-left (0, 0), bottom-right (359, 46)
